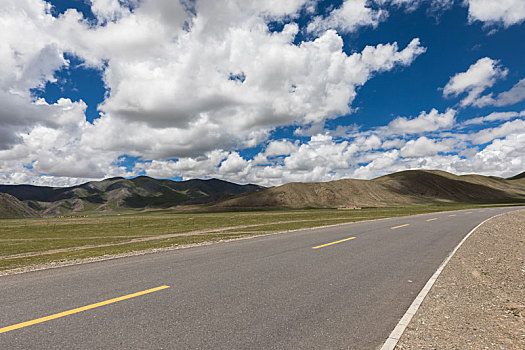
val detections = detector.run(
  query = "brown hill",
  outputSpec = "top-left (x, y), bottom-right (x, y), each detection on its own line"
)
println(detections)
top-left (0, 193), bottom-right (40, 219)
top-left (209, 170), bottom-right (525, 210)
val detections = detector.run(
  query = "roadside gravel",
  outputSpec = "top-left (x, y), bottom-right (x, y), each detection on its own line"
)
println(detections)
top-left (396, 209), bottom-right (525, 349)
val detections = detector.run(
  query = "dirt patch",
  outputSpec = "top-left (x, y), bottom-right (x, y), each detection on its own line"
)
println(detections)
top-left (396, 209), bottom-right (525, 349)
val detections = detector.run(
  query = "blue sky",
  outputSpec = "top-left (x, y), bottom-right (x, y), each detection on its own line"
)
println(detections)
top-left (1, 0), bottom-right (524, 186)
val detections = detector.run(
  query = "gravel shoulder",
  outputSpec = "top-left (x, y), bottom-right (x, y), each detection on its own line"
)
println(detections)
top-left (396, 209), bottom-right (525, 349)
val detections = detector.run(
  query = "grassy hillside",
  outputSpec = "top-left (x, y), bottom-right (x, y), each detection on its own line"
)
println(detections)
top-left (208, 178), bottom-right (416, 209)
top-left (209, 170), bottom-right (525, 210)
top-left (374, 170), bottom-right (525, 202)
top-left (0, 193), bottom-right (40, 219)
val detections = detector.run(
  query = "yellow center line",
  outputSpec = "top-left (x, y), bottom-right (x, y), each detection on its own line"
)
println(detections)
top-left (391, 224), bottom-right (410, 229)
top-left (0, 285), bottom-right (170, 334)
top-left (312, 237), bottom-right (356, 249)
top-left (448, 214), bottom-right (456, 217)
top-left (426, 218), bottom-right (438, 222)
top-left (465, 212), bottom-right (473, 214)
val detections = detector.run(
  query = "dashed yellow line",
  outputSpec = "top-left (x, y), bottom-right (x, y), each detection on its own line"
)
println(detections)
top-left (448, 214), bottom-right (456, 217)
top-left (0, 285), bottom-right (170, 334)
top-left (312, 237), bottom-right (356, 249)
top-left (391, 224), bottom-right (410, 229)
top-left (426, 218), bottom-right (438, 222)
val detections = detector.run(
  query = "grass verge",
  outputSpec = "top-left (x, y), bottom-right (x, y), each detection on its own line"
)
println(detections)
top-left (0, 203), bottom-right (519, 273)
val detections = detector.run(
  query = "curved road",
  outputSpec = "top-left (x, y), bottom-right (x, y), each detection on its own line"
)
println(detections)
top-left (0, 207), bottom-right (521, 349)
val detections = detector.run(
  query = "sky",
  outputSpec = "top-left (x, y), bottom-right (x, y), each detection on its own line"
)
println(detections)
top-left (1, 0), bottom-right (525, 187)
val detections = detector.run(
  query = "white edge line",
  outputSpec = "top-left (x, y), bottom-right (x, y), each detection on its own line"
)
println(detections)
top-left (379, 211), bottom-right (512, 350)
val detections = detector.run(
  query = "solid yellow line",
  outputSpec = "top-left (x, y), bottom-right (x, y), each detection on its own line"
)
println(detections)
top-left (312, 237), bottom-right (356, 249)
top-left (426, 218), bottom-right (437, 222)
top-left (448, 214), bottom-right (456, 217)
top-left (0, 285), bottom-right (170, 334)
top-left (391, 224), bottom-right (409, 229)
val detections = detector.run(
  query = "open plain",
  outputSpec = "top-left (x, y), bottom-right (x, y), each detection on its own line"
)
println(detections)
top-left (0, 204), bottom-right (516, 273)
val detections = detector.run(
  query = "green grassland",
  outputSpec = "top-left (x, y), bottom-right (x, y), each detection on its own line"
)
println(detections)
top-left (0, 203), bottom-right (518, 272)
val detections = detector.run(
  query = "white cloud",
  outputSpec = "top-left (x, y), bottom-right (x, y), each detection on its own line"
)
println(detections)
top-left (399, 136), bottom-right (449, 157)
top-left (462, 110), bottom-right (525, 125)
top-left (127, 106), bottom-right (525, 185)
top-left (3, 0), bottom-right (523, 187)
top-left (385, 108), bottom-right (456, 135)
top-left (381, 138), bottom-right (406, 149)
top-left (89, 32), bottom-right (424, 159)
top-left (219, 152), bottom-right (250, 175)
top-left (307, 0), bottom-right (387, 34)
top-left (427, 0), bottom-right (455, 13)
top-left (137, 150), bottom-right (229, 180)
top-left (469, 133), bottom-right (525, 175)
top-left (465, 0), bottom-right (525, 27)
top-left (373, 0), bottom-right (454, 14)
top-left (283, 134), bottom-right (350, 172)
top-left (0, 0), bottom-right (428, 185)
top-left (0, 0), bottom-right (85, 149)
top-left (265, 140), bottom-right (300, 157)
top-left (473, 78), bottom-right (525, 107)
top-left (443, 57), bottom-right (508, 107)
top-left (471, 119), bottom-right (525, 144)
top-left (361, 135), bottom-right (383, 151)
top-left (89, 0), bottom-right (133, 22)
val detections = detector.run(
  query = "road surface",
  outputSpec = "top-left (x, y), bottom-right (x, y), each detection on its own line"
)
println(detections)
top-left (0, 207), bottom-right (520, 349)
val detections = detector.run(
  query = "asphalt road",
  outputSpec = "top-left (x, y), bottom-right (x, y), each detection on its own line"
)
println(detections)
top-left (0, 207), bottom-right (521, 349)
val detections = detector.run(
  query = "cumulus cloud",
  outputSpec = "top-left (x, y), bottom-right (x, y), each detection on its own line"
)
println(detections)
top-left (0, 0), bottom-right (85, 149)
top-left (135, 150), bottom-right (229, 180)
top-left (92, 31), bottom-right (424, 159)
top-left (264, 140), bottom-right (300, 157)
top-left (462, 110), bottom-right (525, 125)
top-left (473, 78), bottom-right (525, 107)
top-left (374, 0), bottom-right (454, 14)
top-left (381, 138), bottom-right (406, 149)
top-left (465, 0), bottom-right (525, 27)
top-left (384, 108), bottom-right (456, 135)
top-left (471, 119), bottom-right (525, 144)
top-left (2, 0), bottom-right (523, 187)
top-left (252, 140), bottom-right (300, 165)
top-left (307, 0), bottom-right (387, 34)
top-left (399, 136), bottom-right (449, 157)
top-left (0, 0), bottom-right (429, 184)
top-left (469, 132), bottom-right (525, 175)
top-left (89, 0), bottom-right (134, 23)
top-left (118, 105), bottom-right (525, 186)
top-left (443, 57), bottom-right (508, 107)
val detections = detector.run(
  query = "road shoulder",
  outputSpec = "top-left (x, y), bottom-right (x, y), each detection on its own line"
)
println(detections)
top-left (395, 209), bottom-right (525, 349)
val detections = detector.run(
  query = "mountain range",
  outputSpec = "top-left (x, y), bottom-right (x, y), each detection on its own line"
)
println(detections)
top-left (1, 170), bottom-right (524, 219)
top-left (0, 176), bottom-right (263, 218)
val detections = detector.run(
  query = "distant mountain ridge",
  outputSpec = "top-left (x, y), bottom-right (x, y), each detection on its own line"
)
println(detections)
top-left (507, 171), bottom-right (525, 180)
top-left (207, 170), bottom-right (525, 210)
top-left (1, 170), bottom-right (524, 219)
top-left (0, 176), bottom-right (264, 217)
